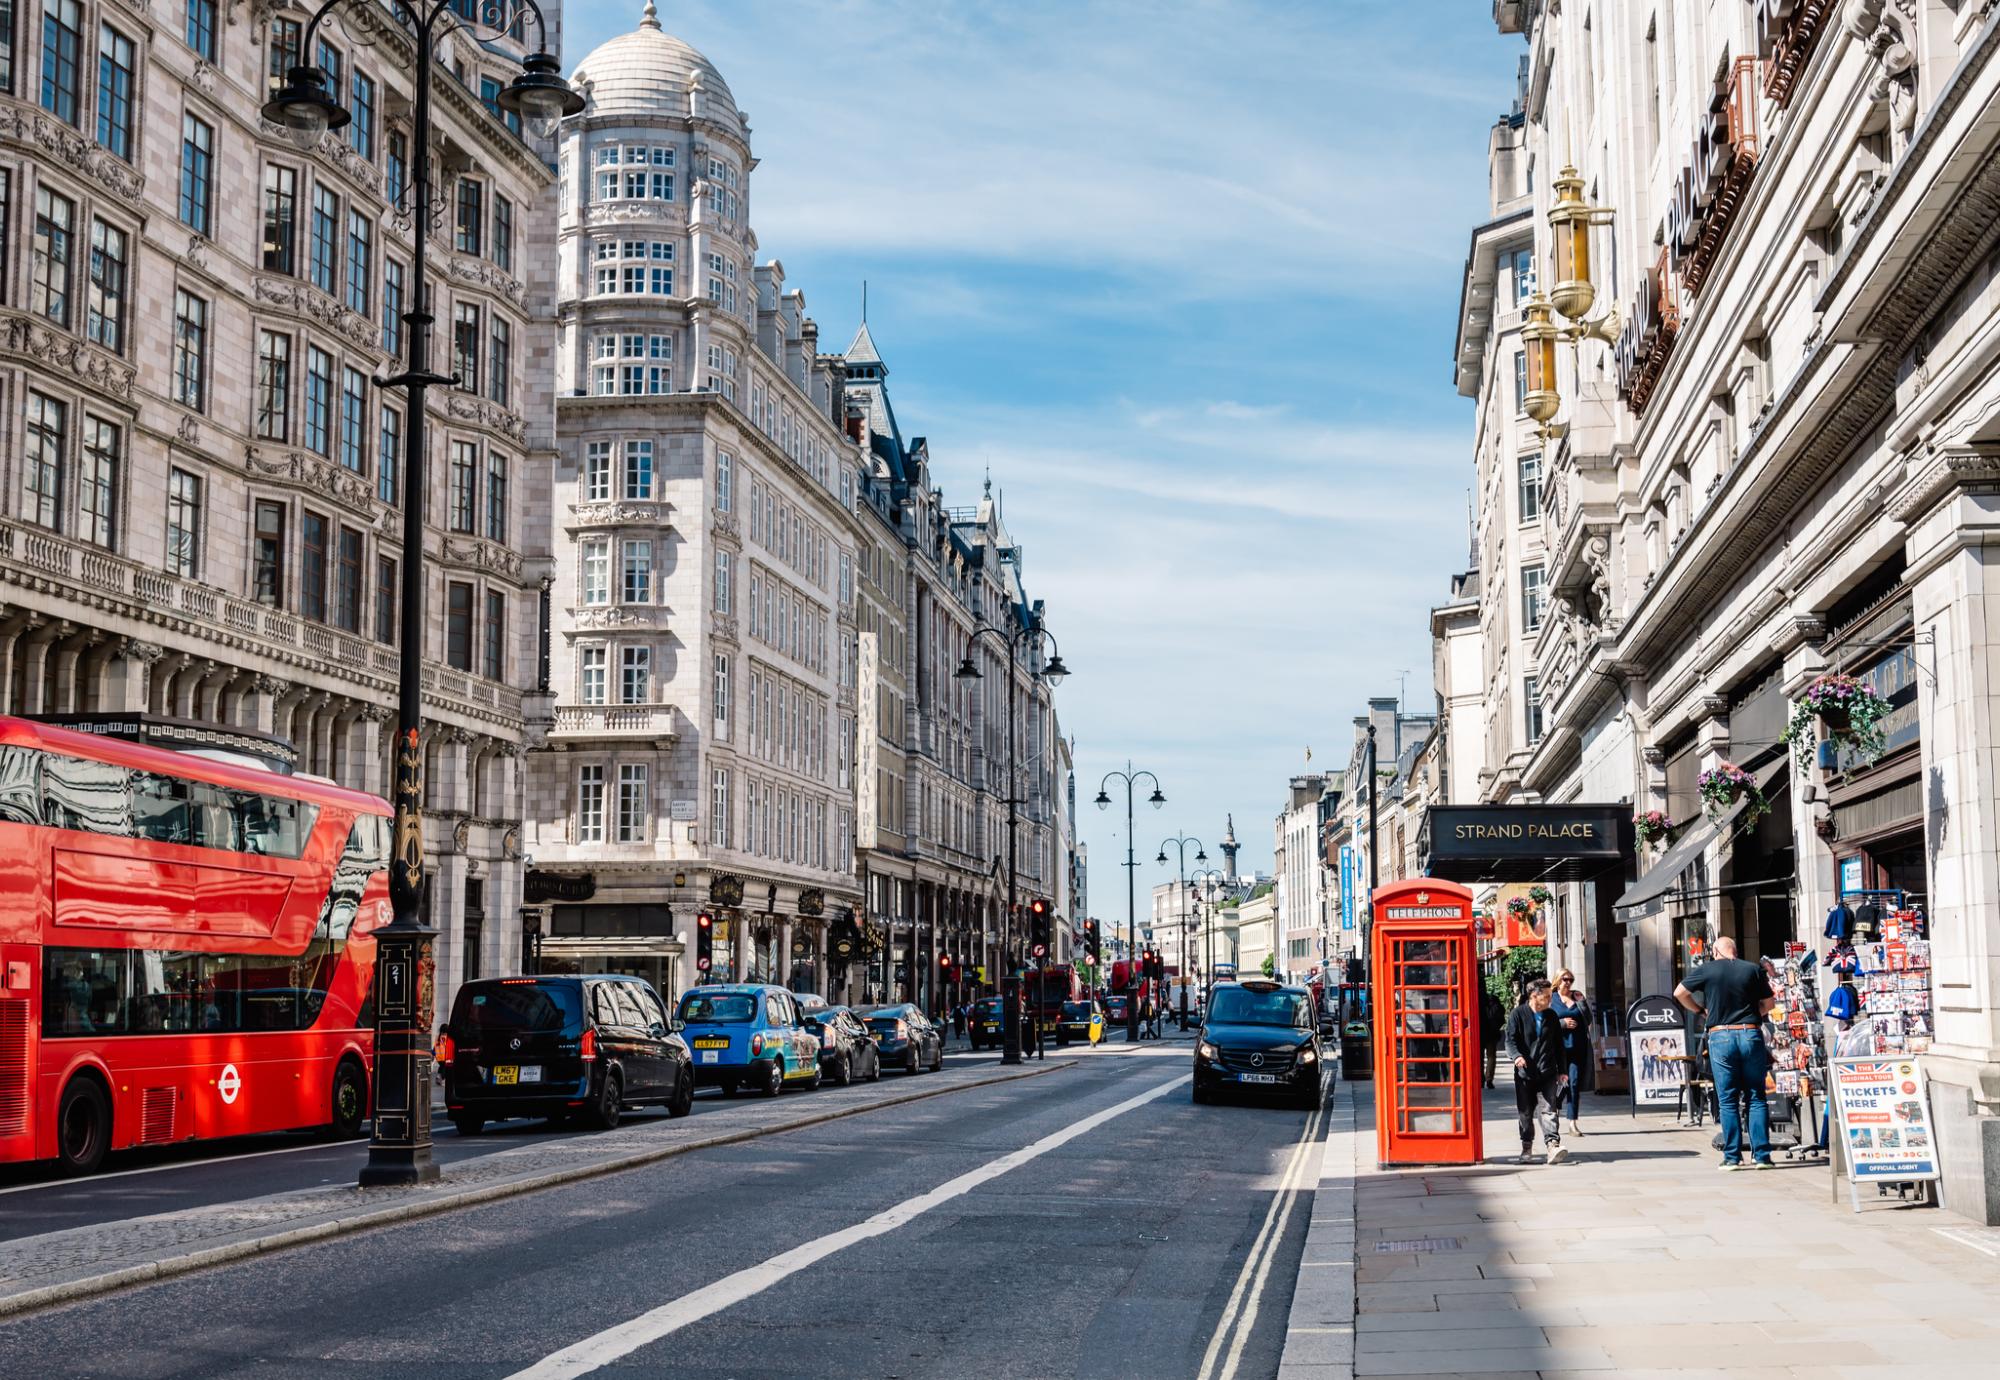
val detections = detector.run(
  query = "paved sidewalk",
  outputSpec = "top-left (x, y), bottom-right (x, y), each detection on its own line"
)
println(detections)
top-left (1285, 1077), bottom-right (2000, 1379)
top-left (0, 1056), bottom-right (1068, 1320)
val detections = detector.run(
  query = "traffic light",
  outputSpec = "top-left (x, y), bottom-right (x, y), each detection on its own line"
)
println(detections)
top-left (939, 953), bottom-right (954, 974)
top-left (695, 911), bottom-right (714, 975)
top-left (1028, 896), bottom-right (1050, 946)
top-left (1082, 919), bottom-right (1099, 960)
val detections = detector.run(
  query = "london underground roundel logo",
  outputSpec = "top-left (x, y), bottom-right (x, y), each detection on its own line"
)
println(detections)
top-left (218, 1063), bottom-right (242, 1105)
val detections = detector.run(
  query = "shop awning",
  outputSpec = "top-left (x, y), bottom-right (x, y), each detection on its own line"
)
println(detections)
top-left (1420, 804), bottom-right (1631, 883)
top-left (1614, 759), bottom-right (1786, 923)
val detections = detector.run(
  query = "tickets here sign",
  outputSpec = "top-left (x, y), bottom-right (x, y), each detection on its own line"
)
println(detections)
top-left (1831, 1056), bottom-right (1940, 1182)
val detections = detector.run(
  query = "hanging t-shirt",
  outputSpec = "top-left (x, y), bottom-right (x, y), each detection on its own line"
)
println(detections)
top-left (1679, 957), bottom-right (1772, 1027)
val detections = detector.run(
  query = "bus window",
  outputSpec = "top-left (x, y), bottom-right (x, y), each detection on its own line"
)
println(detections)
top-left (0, 744), bottom-right (37, 823)
top-left (45, 950), bottom-right (130, 1036)
top-left (42, 755), bottom-right (131, 836)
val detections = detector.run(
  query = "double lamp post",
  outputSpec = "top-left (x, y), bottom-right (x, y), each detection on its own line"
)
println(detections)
top-left (1155, 833), bottom-right (1206, 1030)
top-left (263, 0), bottom-right (584, 1189)
top-left (955, 619), bottom-right (1067, 1066)
top-left (1095, 764), bottom-right (1164, 1043)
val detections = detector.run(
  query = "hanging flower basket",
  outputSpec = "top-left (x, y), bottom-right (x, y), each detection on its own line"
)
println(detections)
top-left (1783, 673), bottom-right (1891, 769)
top-left (1698, 761), bottom-right (1767, 824)
top-left (1528, 885), bottom-right (1555, 909)
top-left (1505, 895), bottom-right (1537, 921)
top-left (1632, 809), bottom-right (1674, 848)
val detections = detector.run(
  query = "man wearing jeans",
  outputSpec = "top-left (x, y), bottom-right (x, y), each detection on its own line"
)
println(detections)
top-left (1507, 979), bottom-right (1569, 1165)
top-left (1675, 937), bottom-right (1778, 1169)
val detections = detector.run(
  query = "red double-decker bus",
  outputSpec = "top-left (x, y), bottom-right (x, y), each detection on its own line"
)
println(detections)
top-left (0, 716), bottom-right (390, 1174)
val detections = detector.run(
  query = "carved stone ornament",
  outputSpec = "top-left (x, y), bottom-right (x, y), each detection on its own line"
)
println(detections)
top-left (0, 311), bottom-right (137, 401)
top-left (176, 414), bottom-right (200, 445)
top-left (572, 606), bottom-right (647, 630)
top-left (1847, 0), bottom-right (1920, 152)
top-left (571, 502), bottom-right (662, 526)
top-left (444, 391), bottom-right (528, 442)
top-left (252, 276), bottom-right (380, 353)
top-left (0, 107), bottom-right (145, 207)
top-left (118, 638), bottom-right (166, 665)
top-left (445, 252), bottom-right (527, 309)
top-left (190, 58), bottom-right (218, 93)
top-left (452, 818), bottom-right (471, 853)
top-left (243, 443), bottom-right (378, 514)
top-left (443, 536), bottom-right (525, 578)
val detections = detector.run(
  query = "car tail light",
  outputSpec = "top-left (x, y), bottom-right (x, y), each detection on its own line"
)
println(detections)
top-left (580, 1028), bottom-right (598, 1062)
top-left (896, 1020), bottom-right (909, 1038)
top-left (751, 1033), bottom-right (765, 1056)
top-left (435, 1032), bottom-right (456, 1064)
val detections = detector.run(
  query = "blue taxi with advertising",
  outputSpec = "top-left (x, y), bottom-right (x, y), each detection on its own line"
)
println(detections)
top-left (675, 984), bottom-right (822, 1097)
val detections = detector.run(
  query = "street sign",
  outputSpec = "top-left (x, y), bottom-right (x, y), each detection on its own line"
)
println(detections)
top-left (1626, 995), bottom-right (1687, 1111)
top-left (1831, 1055), bottom-right (1940, 1210)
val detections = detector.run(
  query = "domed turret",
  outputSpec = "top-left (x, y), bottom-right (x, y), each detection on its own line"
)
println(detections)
top-left (570, 2), bottom-right (742, 135)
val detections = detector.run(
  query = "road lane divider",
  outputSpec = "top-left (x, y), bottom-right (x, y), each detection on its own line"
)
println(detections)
top-left (1195, 1084), bottom-right (1327, 1380)
top-left (505, 1073), bottom-right (1191, 1380)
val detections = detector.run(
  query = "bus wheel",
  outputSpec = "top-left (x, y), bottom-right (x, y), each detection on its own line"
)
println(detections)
top-left (328, 1059), bottom-right (367, 1140)
top-left (56, 1077), bottom-right (111, 1176)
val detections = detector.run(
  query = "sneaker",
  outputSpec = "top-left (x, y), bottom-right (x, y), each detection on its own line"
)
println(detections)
top-left (1753, 1159), bottom-right (1777, 1170)
top-left (1565, 1119), bottom-right (1585, 1137)
top-left (1518, 1150), bottom-right (1536, 1165)
top-left (1546, 1145), bottom-right (1569, 1165)
top-left (1719, 1159), bottom-right (1745, 1171)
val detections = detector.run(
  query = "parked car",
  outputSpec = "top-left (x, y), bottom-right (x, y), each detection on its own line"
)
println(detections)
top-left (438, 975), bottom-right (694, 1134)
top-left (968, 996), bottom-right (1005, 1050)
top-left (1191, 979), bottom-right (1324, 1109)
top-left (677, 984), bottom-right (822, 1096)
top-left (860, 1003), bottom-right (944, 1073)
top-left (804, 1005), bottom-right (882, 1086)
top-left (1056, 999), bottom-right (1107, 1047)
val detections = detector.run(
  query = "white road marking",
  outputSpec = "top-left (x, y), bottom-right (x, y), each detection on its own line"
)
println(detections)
top-left (1935, 1226), bottom-right (2000, 1258)
top-left (505, 1073), bottom-right (1189, 1380)
top-left (1195, 1088), bottom-right (1327, 1380)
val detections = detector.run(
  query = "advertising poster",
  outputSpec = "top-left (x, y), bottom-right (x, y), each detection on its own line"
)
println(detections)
top-left (1831, 1056), bottom-right (1940, 1185)
top-left (1626, 995), bottom-right (1688, 1109)
top-left (1340, 847), bottom-right (1356, 931)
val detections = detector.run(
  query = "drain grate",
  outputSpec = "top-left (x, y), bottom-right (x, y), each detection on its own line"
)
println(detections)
top-left (1373, 1237), bottom-right (1463, 1254)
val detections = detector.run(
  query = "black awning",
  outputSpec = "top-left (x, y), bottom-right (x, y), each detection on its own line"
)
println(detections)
top-left (1421, 804), bottom-right (1631, 883)
top-left (1614, 759), bottom-right (1786, 923)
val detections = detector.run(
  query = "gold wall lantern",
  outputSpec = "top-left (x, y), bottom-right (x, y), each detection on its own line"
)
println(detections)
top-left (1547, 164), bottom-right (1618, 343)
top-left (1522, 294), bottom-right (1562, 431)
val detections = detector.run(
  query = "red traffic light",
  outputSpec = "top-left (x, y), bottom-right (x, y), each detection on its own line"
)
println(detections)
top-left (939, 953), bottom-right (954, 969)
top-left (697, 911), bottom-right (713, 930)
top-left (1029, 897), bottom-right (1048, 917)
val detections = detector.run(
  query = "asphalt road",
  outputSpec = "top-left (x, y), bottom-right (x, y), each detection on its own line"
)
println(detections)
top-left (0, 1042), bottom-right (1324, 1380)
top-left (0, 1045), bottom-right (1018, 1243)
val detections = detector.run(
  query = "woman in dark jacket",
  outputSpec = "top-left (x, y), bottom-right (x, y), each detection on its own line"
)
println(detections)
top-left (1479, 985), bottom-right (1506, 1088)
top-left (1551, 968), bottom-right (1594, 1135)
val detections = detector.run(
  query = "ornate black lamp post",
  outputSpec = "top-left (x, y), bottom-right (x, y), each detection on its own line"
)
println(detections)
top-left (955, 620), bottom-right (1067, 1065)
top-left (1189, 865), bottom-right (1227, 1016)
top-left (265, 0), bottom-right (582, 1189)
top-left (1095, 764), bottom-right (1164, 1043)
top-left (1155, 833), bottom-right (1206, 1030)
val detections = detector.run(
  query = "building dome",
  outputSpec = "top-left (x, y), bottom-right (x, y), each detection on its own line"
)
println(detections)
top-left (571, 2), bottom-right (739, 129)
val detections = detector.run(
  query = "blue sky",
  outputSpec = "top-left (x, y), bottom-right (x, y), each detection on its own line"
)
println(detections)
top-left (565, 2), bottom-right (1520, 895)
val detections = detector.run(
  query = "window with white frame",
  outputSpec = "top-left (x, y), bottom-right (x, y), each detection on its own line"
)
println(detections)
top-left (715, 550), bottom-right (732, 613)
top-left (1518, 453), bottom-right (1542, 523)
top-left (591, 332), bottom-right (672, 395)
top-left (620, 645), bottom-right (650, 704)
top-left (577, 765), bottom-right (605, 842)
top-left (622, 439), bottom-right (653, 499)
top-left (581, 537), bottom-right (609, 606)
top-left (1521, 564), bottom-right (1547, 631)
top-left (713, 654), bottom-right (730, 734)
top-left (711, 767), bottom-right (730, 848)
top-left (579, 645), bottom-right (606, 705)
top-left (590, 239), bottom-right (675, 297)
top-left (1510, 247), bottom-right (1536, 304)
top-left (616, 764), bottom-right (647, 842)
top-left (621, 539), bottom-right (652, 603)
top-left (1525, 674), bottom-right (1544, 744)
top-left (583, 440), bottom-right (611, 500)
top-left (593, 143), bottom-right (675, 202)
top-left (716, 451), bottom-right (732, 512)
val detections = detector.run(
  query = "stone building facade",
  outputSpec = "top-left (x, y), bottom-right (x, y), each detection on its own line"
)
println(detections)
top-left (1454, 0), bottom-right (2000, 1221)
top-left (0, 0), bottom-right (559, 1027)
top-left (523, 9), bottom-right (864, 1003)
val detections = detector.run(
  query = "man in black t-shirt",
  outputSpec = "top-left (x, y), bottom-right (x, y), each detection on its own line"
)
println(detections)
top-left (1674, 937), bottom-right (1777, 1169)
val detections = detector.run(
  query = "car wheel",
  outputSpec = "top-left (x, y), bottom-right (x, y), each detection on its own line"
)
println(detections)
top-left (804, 1061), bottom-right (823, 1092)
top-left (668, 1070), bottom-right (694, 1119)
top-left (451, 1111), bottom-right (486, 1136)
top-left (587, 1070), bottom-right (623, 1130)
top-left (835, 1055), bottom-right (853, 1087)
top-left (931, 1044), bottom-right (944, 1073)
top-left (907, 1048), bottom-right (921, 1075)
top-left (55, 1076), bottom-right (111, 1176)
top-left (1191, 1082), bottom-right (1212, 1105)
top-left (868, 1051), bottom-right (883, 1082)
top-left (327, 1057), bottom-right (367, 1140)
top-left (762, 1058), bottom-right (784, 1097)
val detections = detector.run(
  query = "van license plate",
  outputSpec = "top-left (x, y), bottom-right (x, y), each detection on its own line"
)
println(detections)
top-left (493, 1065), bottom-right (518, 1085)
top-left (1239, 1073), bottom-right (1281, 1085)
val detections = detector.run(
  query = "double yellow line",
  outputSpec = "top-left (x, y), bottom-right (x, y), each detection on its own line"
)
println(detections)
top-left (1195, 1086), bottom-right (1330, 1380)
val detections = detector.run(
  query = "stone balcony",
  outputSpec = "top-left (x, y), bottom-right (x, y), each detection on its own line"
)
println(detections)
top-left (547, 702), bottom-right (680, 745)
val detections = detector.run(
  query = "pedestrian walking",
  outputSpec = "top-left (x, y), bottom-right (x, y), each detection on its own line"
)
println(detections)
top-left (1507, 979), bottom-right (1570, 1165)
top-left (1674, 936), bottom-right (1777, 1170)
top-left (1551, 969), bottom-right (1593, 1136)
top-left (1479, 984), bottom-right (1505, 1089)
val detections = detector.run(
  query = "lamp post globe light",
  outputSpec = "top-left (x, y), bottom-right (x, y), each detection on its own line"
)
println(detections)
top-left (266, 0), bottom-right (583, 1190)
top-left (1098, 763), bottom-right (1165, 1043)
top-left (955, 617), bottom-right (1067, 1065)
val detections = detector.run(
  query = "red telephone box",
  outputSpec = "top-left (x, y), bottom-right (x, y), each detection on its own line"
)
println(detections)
top-left (1371, 880), bottom-right (1483, 1166)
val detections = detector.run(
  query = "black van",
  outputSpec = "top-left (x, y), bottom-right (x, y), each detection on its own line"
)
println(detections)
top-left (439, 975), bottom-right (694, 1134)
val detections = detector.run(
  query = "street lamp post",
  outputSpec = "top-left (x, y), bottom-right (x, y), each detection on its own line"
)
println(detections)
top-left (1155, 833), bottom-right (1206, 1031)
top-left (955, 619), bottom-right (1067, 1065)
top-left (1189, 865), bottom-right (1226, 1017)
top-left (1095, 763), bottom-right (1164, 1043)
top-left (264, 0), bottom-right (582, 1190)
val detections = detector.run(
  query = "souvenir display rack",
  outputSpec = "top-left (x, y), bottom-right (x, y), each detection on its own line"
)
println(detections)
top-left (1763, 942), bottom-right (1828, 1160)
